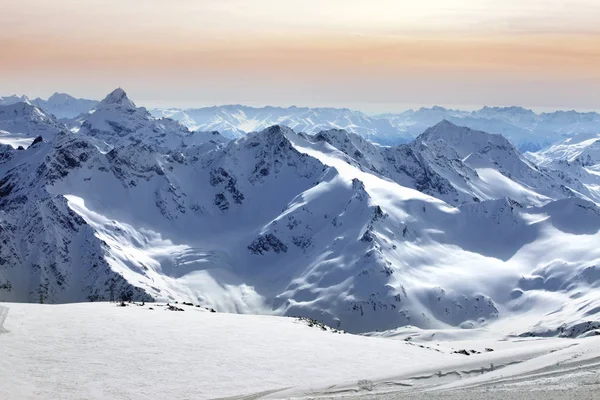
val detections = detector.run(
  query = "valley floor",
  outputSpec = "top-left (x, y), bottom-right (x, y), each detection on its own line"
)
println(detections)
top-left (0, 303), bottom-right (598, 400)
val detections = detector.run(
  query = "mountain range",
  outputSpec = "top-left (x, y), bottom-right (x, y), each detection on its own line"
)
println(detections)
top-left (152, 104), bottom-right (600, 152)
top-left (3, 92), bottom-right (599, 152)
top-left (0, 93), bottom-right (98, 119)
top-left (0, 89), bottom-right (599, 337)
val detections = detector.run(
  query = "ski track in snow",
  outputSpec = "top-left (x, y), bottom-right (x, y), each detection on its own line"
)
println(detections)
top-left (0, 305), bottom-right (8, 333)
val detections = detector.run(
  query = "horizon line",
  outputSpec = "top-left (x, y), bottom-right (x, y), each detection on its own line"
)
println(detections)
top-left (3, 91), bottom-right (600, 116)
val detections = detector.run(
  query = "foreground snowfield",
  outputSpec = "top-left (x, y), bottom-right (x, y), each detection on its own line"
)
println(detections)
top-left (1, 303), bottom-right (598, 400)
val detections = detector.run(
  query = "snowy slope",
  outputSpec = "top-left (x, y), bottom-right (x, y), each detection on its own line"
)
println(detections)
top-left (1, 302), bottom-right (599, 400)
top-left (1, 89), bottom-right (600, 339)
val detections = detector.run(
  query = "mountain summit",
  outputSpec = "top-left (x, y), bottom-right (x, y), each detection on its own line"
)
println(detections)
top-left (100, 88), bottom-right (136, 108)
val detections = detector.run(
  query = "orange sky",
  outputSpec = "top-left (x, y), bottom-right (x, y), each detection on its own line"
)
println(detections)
top-left (1, 0), bottom-right (599, 111)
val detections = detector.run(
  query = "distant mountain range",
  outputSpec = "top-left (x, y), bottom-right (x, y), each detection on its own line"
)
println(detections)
top-left (2, 92), bottom-right (599, 151)
top-left (0, 93), bottom-right (98, 119)
top-left (0, 88), bottom-right (599, 337)
top-left (152, 105), bottom-right (600, 152)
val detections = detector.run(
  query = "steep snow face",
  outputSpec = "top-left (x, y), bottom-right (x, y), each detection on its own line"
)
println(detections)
top-left (151, 105), bottom-right (410, 144)
top-left (0, 102), bottom-right (65, 148)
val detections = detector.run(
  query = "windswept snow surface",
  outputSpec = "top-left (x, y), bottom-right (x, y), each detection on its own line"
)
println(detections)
top-left (0, 303), bottom-right (599, 400)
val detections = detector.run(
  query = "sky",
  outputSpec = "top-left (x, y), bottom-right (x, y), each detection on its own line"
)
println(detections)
top-left (1, 0), bottom-right (599, 112)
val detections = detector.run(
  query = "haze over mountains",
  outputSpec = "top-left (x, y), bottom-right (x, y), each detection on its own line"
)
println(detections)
top-left (0, 89), bottom-right (599, 338)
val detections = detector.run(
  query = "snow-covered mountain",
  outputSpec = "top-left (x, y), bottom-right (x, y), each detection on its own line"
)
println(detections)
top-left (4, 90), bottom-right (598, 151)
top-left (380, 106), bottom-right (600, 152)
top-left (307, 121), bottom-right (598, 206)
top-left (527, 132), bottom-right (600, 168)
top-left (0, 102), bottom-right (66, 148)
top-left (151, 105), bottom-right (410, 144)
top-left (78, 88), bottom-right (196, 151)
top-left (1, 93), bottom-right (98, 119)
top-left (1, 89), bottom-right (599, 338)
top-left (0, 95), bottom-right (31, 106)
top-left (152, 104), bottom-right (600, 151)
top-left (525, 132), bottom-right (600, 202)
top-left (32, 93), bottom-right (99, 119)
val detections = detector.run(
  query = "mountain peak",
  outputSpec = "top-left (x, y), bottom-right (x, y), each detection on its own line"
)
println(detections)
top-left (47, 92), bottom-right (75, 103)
top-left (420, 119), bottom-right (495, 142)
top-left (258, 124), bottom-right (295, 140)
top-left (479, 105), bottom-right (534, 114)
top-left (0, 94), bottom-right (31, 106)
top-left (436, 119), bottom-right (455, 127)
top-left (0, 101), bottom-right (50, 121)
top-left (100, 88), bottom-right (135, 108)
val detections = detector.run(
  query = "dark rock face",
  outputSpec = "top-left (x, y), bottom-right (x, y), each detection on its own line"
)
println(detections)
top-left (29, 136), bottom-right (44, 147)
top-left (210, 167), bottom-right (245, 210)
top-left (214, 193), bottom-right (230, 211)
top-left (248, 234), bottom-right (288, 255)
